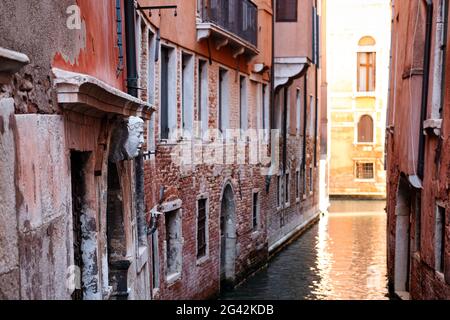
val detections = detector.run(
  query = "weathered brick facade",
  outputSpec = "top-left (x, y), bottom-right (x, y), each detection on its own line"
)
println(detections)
top-left (0, 0), bottom-right (327, 300)
top-left (387, 0), bottom-right (450, 299)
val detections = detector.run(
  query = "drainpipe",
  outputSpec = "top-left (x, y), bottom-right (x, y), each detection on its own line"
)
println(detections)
top-left (266, 0), bottom-right (276, 192)
top-left (418, 0), bottom-right (433, 179)
top-left (282, 87), bottom-right (288, 174)
top-left (124, 0), bottom-right (138, 97)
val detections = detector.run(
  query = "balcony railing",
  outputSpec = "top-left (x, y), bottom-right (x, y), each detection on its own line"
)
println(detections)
top-left (199, 0), bottom-right (258, 47)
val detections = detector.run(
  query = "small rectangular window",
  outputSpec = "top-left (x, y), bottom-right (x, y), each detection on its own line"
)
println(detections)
top-left (148, 31), bottom-right (156, 104)
top-left (151, 231), bottom-right (160, 289)
top-left (165, 209), bottom-right (182, 276)
top-left (296, 89), bottom-right (301, 134)
top-left (435, 206), bottom-right (446, 273)
top-left (296, 170), bottom-right (300, 199)
top-left (240, 76), bottom-right (248, 132)
top-left (160, 46), bottom-right (176, 140)
top-left (414, 193), bottom-right (421, 253)
top-left (182, 53), bottom-right (194, 136)
top-left (285, 173), bottom-right (290, 204)
top-left (198, 60), bottom-right (208, 138)
top-left (197, 199), bottom-right (207, 259)
top-left (252, 192), bottom-right (259, 230)
top-left (357, 52), bottom-right (376, 92)
top-left (277, 176), bottom-right (281, 207)
top-left (276, 0), bottom-right (298, 22)
top-left (219, 69), bottom-right (228, 133)
top-left (356, 162), bottom-right (375, 180)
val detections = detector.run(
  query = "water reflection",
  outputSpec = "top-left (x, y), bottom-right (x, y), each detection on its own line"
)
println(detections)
top-left (221, 200), bottom-right (389, 300)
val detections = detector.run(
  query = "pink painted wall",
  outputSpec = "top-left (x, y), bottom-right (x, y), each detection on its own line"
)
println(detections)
top-left (53, 0), bottom-right (127, 91)
top-left (275, 0), bottom-right (314, 59)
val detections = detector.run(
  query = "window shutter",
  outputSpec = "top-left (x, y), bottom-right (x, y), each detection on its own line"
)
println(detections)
top-left (276, 0), bottom-right (298, 22)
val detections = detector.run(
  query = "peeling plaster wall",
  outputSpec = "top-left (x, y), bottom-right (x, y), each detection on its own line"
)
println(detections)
top-left (0, 98), bottom-right (20, 299)
top-left (14, 115), bottom-right (71, 300)
top-left (0, 0), bottom-right (79, 114)
top-left (0, 0), bottom-right (126, 115)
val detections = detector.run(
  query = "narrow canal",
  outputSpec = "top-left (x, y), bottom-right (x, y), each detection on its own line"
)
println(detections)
top-left (221, 200), bottom-right (389, 300)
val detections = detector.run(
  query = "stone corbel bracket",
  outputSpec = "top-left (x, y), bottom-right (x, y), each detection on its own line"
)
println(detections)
top-left (53, 68), bottom-right (155, 120)
top-left (0, 47), bottom-right (30, 84)
top-left (274, 57), bottom-right (310, 90)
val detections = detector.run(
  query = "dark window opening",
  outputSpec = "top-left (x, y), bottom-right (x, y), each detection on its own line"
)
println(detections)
top-left (197, 199), bottom-right (207, 259)
top-left (252, 193), bottom-right (259, 230)
top-left (276, 0), bottom-right (298, 22)
top-left (358, 115), bottom-right (374, 143)
top-left (70, 151), bottom-right (91, 301)
top-left (356, 162), bottom-right (374, 179)
top-left (436, 206), bottom-right (446, 273)
top-left (160, 47), bottom-right (170, 139)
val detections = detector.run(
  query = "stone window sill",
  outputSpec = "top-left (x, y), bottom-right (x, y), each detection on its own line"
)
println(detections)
top-left (354, 179), bottom-right (376, 183)
top-left (251, 230), bottom-right (261, 239)
top-left (196, 255), bottom-right (210, 266)
top-left (436, 271), bottom-right (445, 283)
top-left (354, 91), bottom-right (376, 98)
top-left (423, 118), bottom-right (442, 137)
top-left (137, 246), bottom-right (149, 273)
top-left (166, 272), bottom-right (182, 286)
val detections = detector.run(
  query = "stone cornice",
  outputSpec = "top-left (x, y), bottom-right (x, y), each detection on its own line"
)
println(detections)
top-left (53, 68), bottom-right (155, 120)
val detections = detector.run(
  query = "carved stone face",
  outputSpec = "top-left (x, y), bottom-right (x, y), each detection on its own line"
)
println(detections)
top-left (109, 116), bottom-right (145, 163)
top-left (124, 116), bottom-right (145, 159)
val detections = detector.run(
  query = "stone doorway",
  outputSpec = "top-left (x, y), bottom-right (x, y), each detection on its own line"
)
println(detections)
top-left (220, 184), bottom-right (237, 291)
top-left (70, 151), bottom-right (91, 300)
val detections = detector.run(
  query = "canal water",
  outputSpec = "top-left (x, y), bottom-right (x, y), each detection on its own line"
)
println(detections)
top-left (221, 200), bottom-right (389, 300)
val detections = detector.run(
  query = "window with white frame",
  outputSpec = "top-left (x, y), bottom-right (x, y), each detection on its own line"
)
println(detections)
top-left (218, 68), bottom-right (229, 134)
top-left (198, 59), bottom-right (208, 138)
top-left (357, 115), bottom-right (374, 143)
top-left (262, 84), bottom-right (270, 137)
top-left (357, 36), bottom-right (376, 92)
top-left (160, 46), bottom-right (177, 140)
top-left (182, 53), bottom-right (194, 137)
top-left (240, 75), bottom-right (248, 133)
top-left (296, 89), bottom-right (301, 134)
top-left (165, 209), bottom-right (182, 277)
top-left (355, 162), bottom-right (375, 180)
top-left (147, 30), bottom-right (156, 104)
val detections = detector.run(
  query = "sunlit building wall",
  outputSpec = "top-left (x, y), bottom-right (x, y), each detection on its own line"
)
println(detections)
top-left (327, 0), bottom-right (391, 198)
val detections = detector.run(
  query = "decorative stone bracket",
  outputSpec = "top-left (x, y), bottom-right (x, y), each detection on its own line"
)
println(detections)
top-left (52, 68), bottom-right (155, 120)
top-left (274, 57), bottom-right (310, 90)
top-left (0, 47), bottom-right (30, 84)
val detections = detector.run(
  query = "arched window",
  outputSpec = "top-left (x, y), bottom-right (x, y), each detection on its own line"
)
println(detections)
top-left (357, 36), bottom-right (376, 92)
top-left (358, 115), bottom-right (374, 143)
top-left (358, 36), bottom-right (376, 46)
